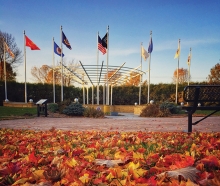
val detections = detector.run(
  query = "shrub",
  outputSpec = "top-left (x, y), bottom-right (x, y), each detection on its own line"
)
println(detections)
top-left (63, 102), bottom-right (85, 116)
top-left (57, 99), bottom-right (72, 113)
top-left (140, 104), bottom-right (160, 117)
top-left (140, 103), bottom-right (173, 117)
top-left (157, 108), bottom-right (171, 117)
top-left (83, 107), bottom-right (105, 118)
top-left (159, 102), bottom-right (181, 114)
top-left (47, 103), bottom-right (58, 113)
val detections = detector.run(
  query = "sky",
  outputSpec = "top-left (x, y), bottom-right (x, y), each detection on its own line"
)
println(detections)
top-left (1, 0), bottom-right (220, 85)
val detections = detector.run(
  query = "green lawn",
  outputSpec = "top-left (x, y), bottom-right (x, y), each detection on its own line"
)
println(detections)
top-left (0, 106), bottom-right (37, 118)
top-left (0, 106), bottom-right (219, 119)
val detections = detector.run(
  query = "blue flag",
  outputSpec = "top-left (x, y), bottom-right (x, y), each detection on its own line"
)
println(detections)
top-left (148, 37), bottom-right (153, 53)
top-left (62, 31), bottom-right (72, 50)
top-left (54, 42), bottom-right (64, 57)
top-left (102, 33), bottom-right (107, 49)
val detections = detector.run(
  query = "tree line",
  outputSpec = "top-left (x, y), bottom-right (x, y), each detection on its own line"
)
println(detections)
top-left (0, 80), bottom-right (210, 106)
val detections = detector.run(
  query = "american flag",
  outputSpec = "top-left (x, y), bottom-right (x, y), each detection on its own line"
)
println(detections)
top-left (98, 36), bottom-right (106, 55)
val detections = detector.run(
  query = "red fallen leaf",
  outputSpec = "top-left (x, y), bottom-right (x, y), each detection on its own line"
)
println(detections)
top-left (93, 177), bottom-right (103, 184)
top-left (137, 176), bottom-right (157, 185)
top-left (135, 177), bottom-right (149, 183)
top-left (197, 171), bottom-right (212, 180)
top-left (137, 148), bottom-right (145, 153)
top-left (149, 166), bottom-right (168, 174)
top-left (0, 167), bottom-right (9, 175)
top-left (0, 157), bottom-right (12, 163)
top-left (7, 162), bottom-right (21, 174)
top-left (72, 148), bottom-right (85, 156)
top-left (80, 169), bottom-right (96, 178)
top-left (29, 151), bottom-right (38, 164)
top-left (89, 142), bottom-right (99, 149)
top-left (200, 155), bottom-right (220, 168)
top-left (119, 147), bottom-right (127, 152)
top-left (156, 153), bottom-right (195, 169)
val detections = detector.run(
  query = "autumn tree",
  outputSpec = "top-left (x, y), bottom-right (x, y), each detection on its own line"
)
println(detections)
top-left (172, 68), bottom-right (190, 83)
top-left (124, 72), bottom-right (141, 86)
top-left (207, 63), bottom-right (220, 84)
top-left (0, 30), bottom-right (22, 81)
top-left (106, 69), bottom-right (122, 84)
top-left (31, 60), bottom-right (81, 86)
top-left (0, 62), bottom-right (17, 81)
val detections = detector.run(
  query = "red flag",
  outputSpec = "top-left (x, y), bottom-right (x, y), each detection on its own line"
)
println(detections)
top-left (25, 35), bottom-right (40, 50)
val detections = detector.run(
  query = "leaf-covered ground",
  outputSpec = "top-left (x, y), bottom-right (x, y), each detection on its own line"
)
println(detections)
top-left (0, 128), bottom-right (219, 185)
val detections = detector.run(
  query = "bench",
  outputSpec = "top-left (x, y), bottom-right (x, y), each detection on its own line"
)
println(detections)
top-left (182, 85), bottom-right (220, 132)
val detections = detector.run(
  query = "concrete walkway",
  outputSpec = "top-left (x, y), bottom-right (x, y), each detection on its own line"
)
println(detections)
top-left (0, 113), bottom-right (219, 132)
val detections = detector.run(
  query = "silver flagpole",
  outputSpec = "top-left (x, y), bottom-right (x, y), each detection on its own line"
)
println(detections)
top-left (188, 48), bottom-right (191, 86)
top-left (87, 86), bottom-right (89, 104)
top-left (83, 74), bottom-right (85, 105)
top-left (3, 41), bottom-right (7, 101)
top-left (53, 37), bottom-right (55, 103)
top-left (60, 26), bottom-right (64, 102)
top-left (148, 31), bottom-right (152, 103)
top-left (111, 84), bottom-right (113, 105)
top-left (24, 30), bottom-right (27, 103)
top-left (175, 39), bottom-right (180, 104)
top-left (106, 25), bottom-right (109, 105)
top-left (97, 32), bottom-right (99, 105)
top-left (139, 42), bottom-right (142, 105)
top-left (103, 84), bottom-right (105, 105)
top-left (92, 85), bottom-right (94, 104)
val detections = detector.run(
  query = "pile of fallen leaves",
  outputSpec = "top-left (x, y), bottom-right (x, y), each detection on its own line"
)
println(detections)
top-left (0, 129), bottom-right (220, 186)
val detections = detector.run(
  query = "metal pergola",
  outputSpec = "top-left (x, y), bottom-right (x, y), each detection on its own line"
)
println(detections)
top-left (51, 61), bottom-right (145, 105)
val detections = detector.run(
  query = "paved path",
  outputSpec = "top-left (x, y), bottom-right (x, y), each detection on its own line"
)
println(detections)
top-left (0, 113), bottom-right (219, 132)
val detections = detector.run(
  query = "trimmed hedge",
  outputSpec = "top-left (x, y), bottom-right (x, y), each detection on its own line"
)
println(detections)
top-left (0, 81), bottom-right (209, 106)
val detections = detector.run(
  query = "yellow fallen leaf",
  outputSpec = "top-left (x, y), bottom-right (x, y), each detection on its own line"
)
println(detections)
top-left (84, 154), bottom-right (95, 162)
top-left (106, 172), bottom-right (115, 180)
top-left (127, 161), bottom-right (140, 170)
top-left (133, 152), bottom-right (144, 159)
top-left (32, 169), bottom-right (45, 180)
top-left (79, 173), bottom-right (89, 183)
top-left (66, 158), bottom-right (78, 167)
top-left (12, 178), bottom-right (28, 185)
top-left (131, 168), bottom-right (147, 179)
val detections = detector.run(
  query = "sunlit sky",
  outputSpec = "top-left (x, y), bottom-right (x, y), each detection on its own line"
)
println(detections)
top-left (1, 0), bottom-right (220, 85)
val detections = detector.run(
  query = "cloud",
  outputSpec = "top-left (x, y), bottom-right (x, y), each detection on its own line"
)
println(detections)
top-left (182, 38), bottom-right (220, 47)
top-left (71, 48), bottom-right (139, 64)
top-left (110, 48), bottom-right (138, 56)
top-left (155, 38), bottom-right (220, 52)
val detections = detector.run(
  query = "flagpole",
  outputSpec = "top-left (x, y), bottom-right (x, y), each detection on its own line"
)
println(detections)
top-left (83, 74), bottom-right (85, 105)
top-left (175, 39), bottom-right (180, 104)
top-left (3, 41), bottom-right (7, 101)
top-left (53, 37), bottom-right (55, 103)
top-left (97, 32), bottom-right (99, 105)
top-left (24, 30), bottom-right (27, 103)
top-left (139, 42), bottom-right (142, 105)
top-left (148, 31), bottom-right (152, 104)
top-left (188, 48), bottom-right (191, 86)
top-left (106, 25), bottom-right (109, 105)
top-left (60, 26), bottom-right (63, 102)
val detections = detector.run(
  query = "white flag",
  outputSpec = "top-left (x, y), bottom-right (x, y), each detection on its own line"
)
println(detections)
top-left (142, 46), bottom-right (149, 61)
top-left (4, 42), bottom-right (15, 58)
